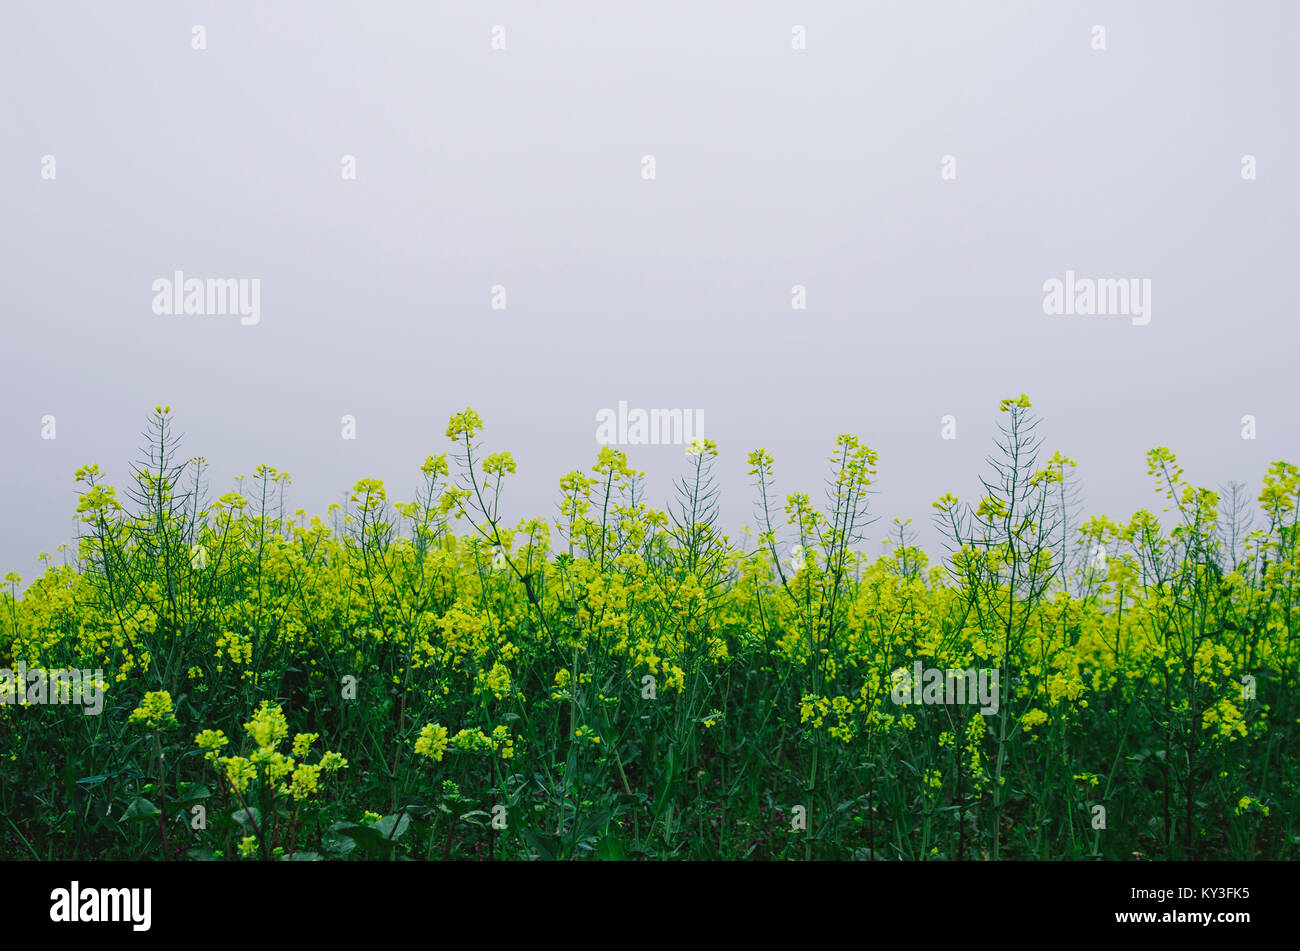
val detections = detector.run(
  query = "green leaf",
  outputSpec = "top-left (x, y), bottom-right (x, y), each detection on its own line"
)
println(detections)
top-left (331, 821), bottom-right (395, 854)
top-left (371, 812), bottom-right (411, 841)
top-left (120, 797), bottom-right (161, 823)
top-left (653, 747), bottom-right (678, 821)
top-left (520, 828), bottom-right (558, 860)
top-left (231, 807), bottom-right (261, 832)
top-left (576, 809), bottom-right (613, 841)
top-left (564, 741), bottom-right (580, 784)
top-left (595, 835), bottom-right (625, 861)
top-left (322, 822), bottom-right (358, 856)
top-left (174, 783), bottom-right (212, 804)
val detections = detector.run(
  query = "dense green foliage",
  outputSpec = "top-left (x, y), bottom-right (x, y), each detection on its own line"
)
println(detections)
top-left (1, 398), bottom-right (1295, 860)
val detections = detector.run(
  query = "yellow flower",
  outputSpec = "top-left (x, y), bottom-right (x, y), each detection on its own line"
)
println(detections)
top-left (491, 724), bottom-right (515, 759)
top-left (1235, 796), bottom-right (1269, 817)
top-left (451, 728), bottom-right (493, 753)
top-left (1021, 709), bottom-right (1049, 732)
top-left (287, 763), bottom-right (323, 801)
top-left (550, 668), bottom-right (571, 700)
top-left (244, 701), bottom-right (289, 752)
top-left (319, 751), bottom-right (348, 772)
top-left (195, 729), bottom-right (229, 763)
top-left (932, 492), bottom-right (959, 512)
top-left (257, 751), bottom-right (294, 784)
top-left (477, 663), bottom-right (512, 701)
top-left (446, 408), bottom-right (484, 441)
top-left (129, 691), bottom-right (177, 731)
top-left (219, 756), bottom-right (257, 795)
top-left (414, 723), bottom-right (450, 762)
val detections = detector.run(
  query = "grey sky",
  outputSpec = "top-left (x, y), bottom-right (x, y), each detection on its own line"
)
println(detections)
top-left (2, 1), bottom-right (1296, 583)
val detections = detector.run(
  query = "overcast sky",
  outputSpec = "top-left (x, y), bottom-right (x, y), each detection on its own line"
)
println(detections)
top-left (2, 1), bottom-right (1296, 584)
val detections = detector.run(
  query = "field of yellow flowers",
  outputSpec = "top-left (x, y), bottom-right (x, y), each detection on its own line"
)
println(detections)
top-left (1, 397), bottom-right (1295, 860)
